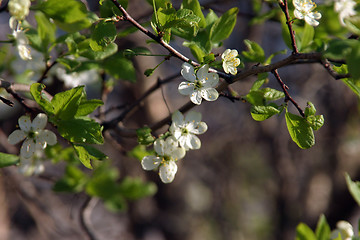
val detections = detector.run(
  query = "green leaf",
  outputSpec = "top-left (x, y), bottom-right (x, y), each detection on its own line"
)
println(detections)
top-left (315, 215), bottom-right (331, 240)
top-left (285, 111), bottom-right (315, 149)
top-left (30, 83), bottom-right (54, 115)
top-left (181, 0), bottom-right (206, 28)
top-left (34, 0), bottom-right (94, 32)
top-left (0, 153), bottom-right (19, 168)
top-left (305, 101), bottom-right (316, 117)
top-left (136, 127), bottom-right (155, 145)
top-left (251, 105), bottom-right (280, 121)
top-left (118, 177), bottom-right (157, 200)
top-left (295, 223), bottom-right (317, 240)
top-left (323, 39), bottom-right (358, 60)
top-left (183, 41), bottom-right (207, 62)
top-left (342, 78), bottom-right (360, 97)
top-left (53, 165), bottom-right (88, 192)
top-left (99, 0), bottom-right (127, 18)
top-left (307, 115), bottom-right (324, 131)
top-left (51, 86), bottom-right (84, 120)
top-left (346, 42), bottom-right (360, 80)
top-left (56, 57), bottom-right (81, 70)
top-left (90, 21), bottom-right (117, 51)
top-left (345, 173), bottom-right (360, 206)
top-left (244, 90), bottom-right (265, 106)
top-left (57, 117), bottom-right (104, 144)
top-left (262, 88), bottom-right (285, 101)
top-left (80, 41), bottom-right (118, 60)
top-left (103, 52), bottom-right (136, 82)
top-left (242, 39), bottom-right (266, 63)
top-left (75, 99), bottom-right (103, 117)
top-left (73, 144), bottom-right (108, 169)
top-left (300, 23), bottom-right (314, 51)
top-left (34, 11), bottom-right (56, 52)
top-left (209, 7), bottom-right (238, 43)
top-left (250, 73), bottom-right (268, 91)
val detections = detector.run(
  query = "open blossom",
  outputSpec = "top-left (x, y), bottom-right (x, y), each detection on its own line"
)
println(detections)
top-left (293, 0), bottom-right (322, 27)
top-left (334, 0), bottom-right (356, 26)
top-left (8, 113), bottom-right (57, 159)
top-left (222, 49), bottom-right (240, 75)
top-left (8, 0), bottom-right (31, 20)
top-left (141, 137), bottom-right (186, 183)
top-left (178, 63), bottom-right (219, 105)
top-left (9, 17), bottom-right (32, 60)
top-left (170, 111), bottom-right (208, 150)
top-left (330, 221), bottom-right (354, 240)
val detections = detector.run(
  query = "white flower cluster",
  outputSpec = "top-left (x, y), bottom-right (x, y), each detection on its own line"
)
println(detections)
top-left (8, 113), bottom-right (57, 175)
top-left (141, 111), bottom-right (207, 183)
top-left (8, 0), bottom-right (32, 60)
top-left (293, 0), bottom-right (322, 27)
top-left (142, 50), bottom-right (240, 183)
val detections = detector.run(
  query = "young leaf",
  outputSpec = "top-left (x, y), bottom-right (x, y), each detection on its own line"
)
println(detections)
top-left (0, 153), bottom-right (19, 168)
top-left (128, 145), bottom-right (154, 161)
top-left (118, 177), bottom-right (157, 200)
top-left (295, 223), bottom-right (317, 240)
top-left (51, 86), bottom-right (84, 120)
top-left (285, 111), bottom-right (315, 149)
top-left (251, 105), bottom-right (280, 121)
top-left (209, 7), bottom-right (238, 43)
top-left (250, 73), bottom-right (268, 91)
top-left (136, 127), bottom-right (155, 145)
top-left (345, 173), bottom-right (360, 206)
top-left (323, 39), bottom-right (357, 60)
top-left (75, 99), bottom-right (104, 117)
top-left (181, 0), bottom-right (206, 28)
top-left (346, 42), bottom-right (360, 80)
top-left (34, 11), bottom-right (56, 52)
top-left (307, 115), bottom-right (324, 131)
top-left (73, 144), bottom-right (108, 169)
top-left (80, 41), bottom-right (118, 60)
top-left (300, 23), bottom-right (314, 51)
top-left (242, 39), bottom-right (266, 63)
top-left (103, 52), bottom-right (136, 82)
top-left (315, 214), bottom-right (331, 240)
top-left (30, 83), bottom-right (54, 115)
top-left (53, 165), bottom-right (88, 192)
top-left (90, 21), bottom-right (117, 51)
top-left (57, 117), bottom-right (104, 144)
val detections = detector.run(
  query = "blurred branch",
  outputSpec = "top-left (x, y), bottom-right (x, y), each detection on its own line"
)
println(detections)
top-left (37, 60), bottom-right (57, 84)
top-left (80, 196), bottom-right (99, 240)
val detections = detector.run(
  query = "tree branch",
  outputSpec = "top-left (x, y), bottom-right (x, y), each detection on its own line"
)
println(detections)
top-left (278, 0), bottom-right (298, 53)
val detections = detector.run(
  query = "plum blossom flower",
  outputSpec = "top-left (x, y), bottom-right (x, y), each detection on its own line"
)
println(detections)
top-left (9, 17), bottom-right (32, 60)
top-left (178, 63), bottom-right (219, 105)
top-left (334, 0), bottom-right (356, 26)
top-left (8, 0), bottom-right (31, 21)
top-left (293, 0), bottom-right (322, 27)
top-left (141, 137), bottom-right (186, 183)
top-left (222, 49), bottom-right (240, 75)
top-left (330, 221), bottom-right (354, 240)
top-left (169, 111), bottom-right (208, 150)
top-left (8, 113), bottom-right (57, 159)
top-left (18, 150), bottom-right (45, 176)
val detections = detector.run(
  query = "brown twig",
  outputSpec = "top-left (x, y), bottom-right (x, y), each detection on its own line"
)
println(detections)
top-left (80, 196), bottom-right (98, 240)
top-left (272, 69), bottom-right (304, 117)
top-left (278, 0), bottom-right (298, 53)
top-left (321, 59), bottom-right (351, 80)
top-left (37, 61), bottom-right (57, 83)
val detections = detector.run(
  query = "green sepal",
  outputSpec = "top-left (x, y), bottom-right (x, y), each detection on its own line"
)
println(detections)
top-left (136, 127), bottom-right (155, 145)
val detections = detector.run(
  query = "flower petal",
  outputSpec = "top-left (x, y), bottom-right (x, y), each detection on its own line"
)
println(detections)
top-left (221, 49), bottom-right (231, 60)
top-left (20, 138), bottom-right (36, 159)
top-left (141, 155), bottom-right (161, 170)
top-left (37, 130), bottom-right (57, 147)
top-left (185, 111), bottom-right (202, 124)
top-left (19, 115), bottom-right (31, 132)
top-left (305, 15), bottom-right (319, 26)
top-left (191, 122), bottom-right (208, 135)
top-left (170, 146), bottom-right (186, 160)
top-left (181, 62), bottom-right (196, 82)
top-left (32, 113), bottom-right (47, 131)
top-left (154, 139), bottom-right (165, 156)
top-left (201, 88), bottom-right (219, 102)
top-left (190, 91), bottom-right (202, 105)
top-left (159, 161), bottom-right (178, 183)
top-left (196, 64), bottom-right (210, 81)
top-left (171, 111), bottom-right (184, 126)
top-left (308, 11), bottom-right (321, 20)
top-left (294, 9), bottom-right (304, 19)
top-left (203, 73), bottom-right (219, 88)
top-left (186, 134), bottom-right (201, 150)
top-left (8, 129), bottom-right (26, 144)
top-left (178, 82), bottom-right (194, 96)
top-left (223, 61), bottom-right (230, 74)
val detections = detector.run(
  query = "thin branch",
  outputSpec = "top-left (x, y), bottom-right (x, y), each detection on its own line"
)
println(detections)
top-left (80, 196), bottom-right (98, 240)
top-left (278, 0), bottom-right (298, 53)
top-left (272, 69), bottom-right (305, 117)
top-left (37, 61), bottom-right (57, 83)
top-left (0, 79), bottom-right (33, 112)
top-left (0, 96), bottom-right (14, 107)
top-left (321, 59), bottom-right (351, 80)
top-left (109, 0), bottom-right (231, 81)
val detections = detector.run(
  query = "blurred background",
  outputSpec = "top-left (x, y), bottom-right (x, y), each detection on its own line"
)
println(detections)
top-left (0, 0), bottom-right (360, 239)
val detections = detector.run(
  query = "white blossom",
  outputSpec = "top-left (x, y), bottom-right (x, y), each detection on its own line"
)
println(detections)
top-left (9, 17), bottom-right (32, 60)
top-left (8, 113), bottom-right (57, 159)
top-left (293, 0), bottom-right (322, 26)
top-left (8, 0), bottom-right (31, 21)
top-left (169, 111), bottom-right (208, 150)
top-left (331, 221), bottom-right (354, 240)
top-left (56, 68), bottom-right (99, 88)
top-left (178, 63), bottom-right (219, 105)
top-left (334, 0), bottom-right (357, 26)
top-left (18, 150), bottom-right (45, 176)
top-left (141, 137), bottom-right (186, 183)
top-left (222, 49), bottom-right (240, 75)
